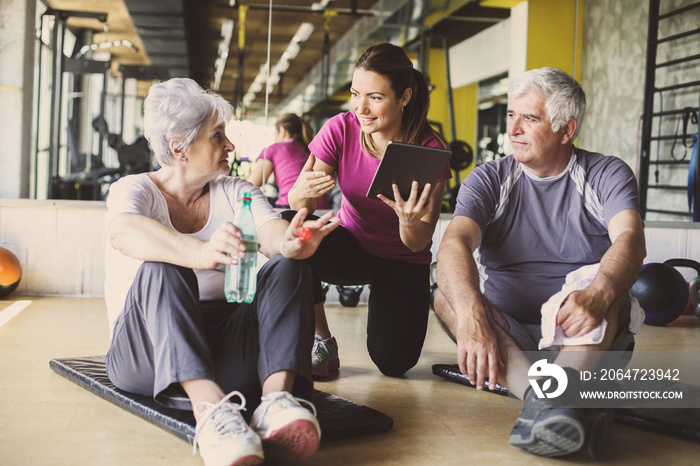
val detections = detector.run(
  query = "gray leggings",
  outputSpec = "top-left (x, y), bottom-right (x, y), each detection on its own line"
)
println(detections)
top-left (105, 255), bottom-right (315, 411)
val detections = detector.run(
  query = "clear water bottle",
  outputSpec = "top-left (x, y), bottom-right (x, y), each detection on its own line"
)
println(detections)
top-left (225, 192), bottom-right (257, 303)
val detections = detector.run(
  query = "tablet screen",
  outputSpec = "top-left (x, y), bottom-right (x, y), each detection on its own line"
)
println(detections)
top-left (365, 141), bottom-right (451, 202)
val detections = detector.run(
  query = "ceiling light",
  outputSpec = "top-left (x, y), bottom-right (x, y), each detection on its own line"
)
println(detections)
top-left (241, 23), bottom-right (314, 110)
top-left (283, 42), bottom-right (300, 60)
top-left (274, 59), bottom-right (290, 75)
top-left (311, 0), bottom-right (334, 12)
top-left (250, 82), bottom-right (263, 93)
top-left (212, 19), bottom-right (234, 91)
top-left (293, 22), bottom-right (314, 43)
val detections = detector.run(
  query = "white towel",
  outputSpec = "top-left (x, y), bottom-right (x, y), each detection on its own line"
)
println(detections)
top-left (538, 263), bottom-right (644, 350)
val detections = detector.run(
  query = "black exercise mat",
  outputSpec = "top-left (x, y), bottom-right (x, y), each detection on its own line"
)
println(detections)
top-left (433, 363), bottom-right (700, 444)
top-left (49, 356), bottom-right (393, 444)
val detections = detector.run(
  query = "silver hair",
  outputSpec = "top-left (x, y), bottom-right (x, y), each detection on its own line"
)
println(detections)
top-left (508, 67), bottom-right (586, 140)
top-left (143, 78), bottom-right (233, 166)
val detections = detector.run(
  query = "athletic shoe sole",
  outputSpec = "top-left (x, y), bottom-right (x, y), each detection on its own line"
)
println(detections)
top-left (509, 409), bottom-right (586, 457)
top-left (312, 358), bottom-right (340, 378)
top-left (231, 455), bottom-right (264, 466)
top-left (261, 419), bottom-right (320, 462)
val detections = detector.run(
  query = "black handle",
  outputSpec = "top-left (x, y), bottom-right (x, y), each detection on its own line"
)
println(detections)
top-left (663, 259), bottom-right (700, 275)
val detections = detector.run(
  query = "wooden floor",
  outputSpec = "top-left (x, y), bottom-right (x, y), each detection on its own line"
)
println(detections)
top-left (1, 296), bottom-right (700, 465)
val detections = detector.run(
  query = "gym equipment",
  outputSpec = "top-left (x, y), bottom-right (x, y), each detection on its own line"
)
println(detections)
top-left (321, 282), bottom-right (330, 303)
top-left (50, 355), bottom-right (393, 443)
top-left (0, 248), bottom-right (21, 298)
top-left (432, 363), bottom-right (700, 445)
top-left (429, 262), bottom-right (437, 311)
top-left (337, 285), bottom-right (364, 308)
top-left (445, 140), bottom-right (473, 211)
top-left (93, 116), bottom-right (152, 176)
top-left (630, 262), bottom-right (688, 326)
top-left (693, 278), bottom-right (700, 318)
top-left (449, 140), bottom-right (474, 172)
top-left (661, 259), bottom-right (700, 317)
top-left (638, 1), bottom-right (700, 220)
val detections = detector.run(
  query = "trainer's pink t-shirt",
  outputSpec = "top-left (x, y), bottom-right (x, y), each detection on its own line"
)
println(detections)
top-left (309, 111), bottom-right (451, 264)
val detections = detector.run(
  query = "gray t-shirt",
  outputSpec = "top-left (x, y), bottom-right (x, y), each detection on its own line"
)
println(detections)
top-left (454, 148), bottom-right (640, 324)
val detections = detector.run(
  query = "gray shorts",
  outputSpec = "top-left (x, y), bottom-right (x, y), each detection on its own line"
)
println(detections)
top-left (502, 312), bottom-right (635, 362)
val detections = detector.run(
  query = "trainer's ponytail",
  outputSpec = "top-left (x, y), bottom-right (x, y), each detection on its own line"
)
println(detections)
top-left (275, 113), bottom-right (315, 154)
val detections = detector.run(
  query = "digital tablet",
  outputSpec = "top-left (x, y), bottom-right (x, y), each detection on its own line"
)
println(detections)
top-left (365, 141), bottom-right (452, 201)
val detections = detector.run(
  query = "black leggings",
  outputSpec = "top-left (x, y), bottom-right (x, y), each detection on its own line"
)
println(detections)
top-left (284, 211), bottom-right (430, 377)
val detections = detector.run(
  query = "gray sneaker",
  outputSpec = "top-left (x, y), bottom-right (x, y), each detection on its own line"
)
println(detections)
top-left (509, 386), bottom-right (587, 457)
top-left (192, 391), bottom-right (264, 466)
top-left (311, 334), bottom-right (340, 377)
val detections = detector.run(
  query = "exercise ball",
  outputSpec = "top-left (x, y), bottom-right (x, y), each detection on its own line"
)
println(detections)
top-left (630, 262), bottom-right (688, 326)
top-left (0, 248), bottom-right (21, 298)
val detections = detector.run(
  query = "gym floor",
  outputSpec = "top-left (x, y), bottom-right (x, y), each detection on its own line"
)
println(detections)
top-left (1, 296), bottom-right (700, 465)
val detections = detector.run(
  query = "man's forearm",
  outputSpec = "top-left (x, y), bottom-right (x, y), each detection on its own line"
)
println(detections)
top-left (591, 228), bottom-right (646, 306)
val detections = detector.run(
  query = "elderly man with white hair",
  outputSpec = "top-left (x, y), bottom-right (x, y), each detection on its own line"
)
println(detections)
top-left (433, 67), bottom-right (646, 460)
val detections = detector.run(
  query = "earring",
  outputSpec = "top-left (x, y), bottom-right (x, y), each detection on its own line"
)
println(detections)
top-left (181, 156), bottom-right (187, 163)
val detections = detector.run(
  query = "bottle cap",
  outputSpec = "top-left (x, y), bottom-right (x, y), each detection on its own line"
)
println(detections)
top-left (238, 191), bottom-right (252, 201)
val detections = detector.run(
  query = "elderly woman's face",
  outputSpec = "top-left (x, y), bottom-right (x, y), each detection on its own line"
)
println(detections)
top-left (186, 115), bottom-right (234, 176)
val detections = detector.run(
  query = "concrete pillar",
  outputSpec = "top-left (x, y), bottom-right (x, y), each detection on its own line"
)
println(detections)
top-left (0, 0), bottom-right (35, 198)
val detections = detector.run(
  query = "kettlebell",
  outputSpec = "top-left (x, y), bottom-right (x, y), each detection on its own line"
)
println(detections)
top-left (337, 285), bottom-right (364, 307)
top-left (664, 259), bottom-right (700, 319)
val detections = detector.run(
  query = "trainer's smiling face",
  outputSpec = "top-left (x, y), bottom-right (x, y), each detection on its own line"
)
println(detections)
top-left (507, 89), bottom-right (574, 177)
top-left (350, 68), bottom-right (409, 144)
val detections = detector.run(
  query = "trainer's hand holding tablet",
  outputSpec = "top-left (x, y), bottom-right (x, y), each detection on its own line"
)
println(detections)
top-left (366, 141), bottom-right (452, 203)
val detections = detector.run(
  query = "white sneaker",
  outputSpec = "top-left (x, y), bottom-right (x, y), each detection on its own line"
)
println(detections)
top-left (192, 391), bottom-right (264, 466)
top-left (251, 391), bottom-right (321, 462)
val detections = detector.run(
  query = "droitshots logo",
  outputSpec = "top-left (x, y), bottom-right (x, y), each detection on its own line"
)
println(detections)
top-left (528, 359), bottom-right (568, 399)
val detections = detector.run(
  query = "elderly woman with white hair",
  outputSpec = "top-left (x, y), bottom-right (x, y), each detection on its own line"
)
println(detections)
top-left (104, 77), bottom-right (338, 466)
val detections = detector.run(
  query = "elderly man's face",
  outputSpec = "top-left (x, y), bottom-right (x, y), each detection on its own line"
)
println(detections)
top-left (507, 89), bottom-right (570, 176)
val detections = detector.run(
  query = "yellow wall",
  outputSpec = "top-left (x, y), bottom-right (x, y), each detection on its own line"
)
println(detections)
top-left (409, 0), bottom-right (584, 187)
top-left (481, 0), bottom-right (526, 7)
top-left (450, 83), bottom-right (478, 184)
top-left (427, 48), bottom-right (477, 183)
top-left (427, 48), bottom-right (449, 138)
top-left (451, 84), bottom-right (477, 149)
top-left (428, 48), bottom-right (478, 186)
top-left (526, 0), bottom-right (584, 81)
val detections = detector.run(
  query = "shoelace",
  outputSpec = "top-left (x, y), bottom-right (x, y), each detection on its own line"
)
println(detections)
top-left (312, 337), bottom-right (330, 360)
top-left (192, 390), bottom-right (248, 455)
top-left (259, 392), bottom-right (317, 419)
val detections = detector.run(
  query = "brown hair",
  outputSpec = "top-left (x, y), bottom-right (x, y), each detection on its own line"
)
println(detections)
top-left (275, 113), bottom-right (315, 154)
top-left (354, 43), bottom-right (447, 154)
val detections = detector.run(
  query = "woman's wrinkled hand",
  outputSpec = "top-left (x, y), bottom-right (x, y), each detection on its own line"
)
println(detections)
top-left (195, 221), bottom-right (249, 269)
top-left (281, 208), bottom-right (340, 259)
